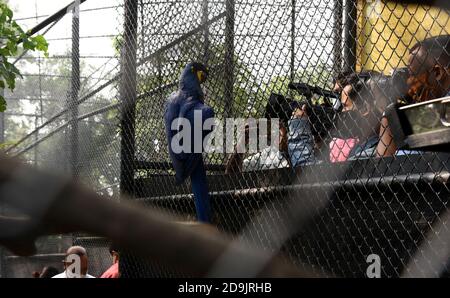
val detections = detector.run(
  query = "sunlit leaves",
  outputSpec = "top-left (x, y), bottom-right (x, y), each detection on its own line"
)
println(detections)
top-left (0, 0), bottom-right (49, 112)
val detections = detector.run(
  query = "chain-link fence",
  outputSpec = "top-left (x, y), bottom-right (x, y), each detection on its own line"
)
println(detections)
top-left (1, 0), bottom-right (449, 278)
top-left (120, 0), bottom-right (450, 278)
top-left (0, 0), bottom-right (122, 278)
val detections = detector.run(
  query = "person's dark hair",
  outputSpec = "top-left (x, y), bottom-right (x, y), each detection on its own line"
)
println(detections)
top-left (265, 93), bottom-right (293, 127)
top-left (64, 246), bottom-right (88, 265)
top-left (39, 266), bottom-right (59, 278)
top-left (341, 71), bottom-right (384, 112)
top-left (109, 242), bottom-right (120, 255)
top-left (338, 72), bottom-right (364, 91)
top-left (347, 78), bottom-right (372, 112)
top-left (333, 70), bottom-right (379, 88)
top-left (333, 70), bottom-right (353, 85)
top-left (410, 35), bottom-right (450, 68)
top-left (346, 73), bottom-right (361, 86)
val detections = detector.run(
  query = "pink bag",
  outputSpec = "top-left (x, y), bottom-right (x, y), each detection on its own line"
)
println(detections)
top-left (329, 137), bottom-right (359, 163)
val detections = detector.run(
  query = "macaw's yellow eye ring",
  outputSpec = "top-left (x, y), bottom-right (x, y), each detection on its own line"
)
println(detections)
top-left (196, 70), bottom-right (207, 83)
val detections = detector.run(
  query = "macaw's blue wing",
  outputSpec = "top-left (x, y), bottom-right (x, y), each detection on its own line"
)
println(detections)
top-left (164, 100), bottom-right (214, 185)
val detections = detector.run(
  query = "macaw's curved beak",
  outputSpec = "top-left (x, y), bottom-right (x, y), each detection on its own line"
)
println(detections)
top-left (197, 70), bottom-right (208, 84)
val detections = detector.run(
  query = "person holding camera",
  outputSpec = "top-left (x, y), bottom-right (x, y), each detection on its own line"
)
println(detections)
top-left (289, 73), bottom-right (382, 166)
top-left (225, 94), bottom-right (292, 172)
top-left (376, 35), bottom-right (450, 157)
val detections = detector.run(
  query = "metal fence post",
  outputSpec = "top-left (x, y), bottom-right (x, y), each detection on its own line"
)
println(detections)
top-left (119, 0), bottom-right (139, 197)
top-left (224, 0), bottom-right (235, 118)
top-left (343, 0), bottom-right (357, 72)
top-left (0, 88), bottom-right (3, 278)
top-left (202, 0), bottom-right (210, 65)
top-left (69, 0), bottom-right (80, 178)
top-left (290, 0), bottom-right (296, 83)
top-left (0, 90), bottom-right (4, 145)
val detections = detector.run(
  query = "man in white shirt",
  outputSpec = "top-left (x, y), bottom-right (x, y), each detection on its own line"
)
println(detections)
top-left (52, 245), bottom-right (96, 278)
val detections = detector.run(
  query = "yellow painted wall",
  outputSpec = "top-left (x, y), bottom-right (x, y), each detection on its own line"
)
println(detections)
top-left (357, 0), bottom-right (450, 74)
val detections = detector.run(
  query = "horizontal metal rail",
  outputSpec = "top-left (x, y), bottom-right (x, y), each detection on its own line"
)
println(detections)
top-left (136, 172), bottom-right (450, 201)
top-left (15, 103), bottom-right (121, 156)
top-left (27, 0), bottom-right (89, 37)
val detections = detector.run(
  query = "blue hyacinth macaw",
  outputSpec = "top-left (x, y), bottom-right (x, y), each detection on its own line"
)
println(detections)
top-left (164, 62), bottom-right (214, 223)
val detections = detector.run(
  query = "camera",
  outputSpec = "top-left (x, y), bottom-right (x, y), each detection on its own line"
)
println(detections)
top-left (385, 95), bottom-right (450, 151)
top-left (383, 67), bottom-right (450, 151)
top-left (390, 67), bottom-right (410, 102)
top-left (266, 83), bottom-right (346, 139)
top-left (371, 67), bottom-right (411, 107)
top-left (288, 82), bottom-right (339, 138)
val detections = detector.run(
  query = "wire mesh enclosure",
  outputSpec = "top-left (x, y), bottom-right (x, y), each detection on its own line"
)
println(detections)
top-left (1, 0), bottom-right (449, 278)
top-left (0, 0), bottom-right (123, 278)
top-left (120, 0), bottom-right (450, 278)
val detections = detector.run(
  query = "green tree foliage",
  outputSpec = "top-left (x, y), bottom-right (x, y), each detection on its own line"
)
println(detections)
top-left (0, 1), bottom-right (48, 111)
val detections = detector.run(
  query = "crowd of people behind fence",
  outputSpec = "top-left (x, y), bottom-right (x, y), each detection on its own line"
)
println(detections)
top-left (32, 245), bottom-right (119, 279)
top-left (226, 34), bottom-right (450, 173)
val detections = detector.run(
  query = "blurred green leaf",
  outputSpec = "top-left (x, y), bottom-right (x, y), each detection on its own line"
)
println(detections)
top-left (0, 95), bottom-right (7, 112)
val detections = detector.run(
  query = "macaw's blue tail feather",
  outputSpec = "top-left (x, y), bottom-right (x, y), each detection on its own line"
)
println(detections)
top-left (173, 153), bottom-right (202, 185)
top-left (190, 160), bottom-right (212, 223)
top-left (172, 154), bottom-right (212, 223)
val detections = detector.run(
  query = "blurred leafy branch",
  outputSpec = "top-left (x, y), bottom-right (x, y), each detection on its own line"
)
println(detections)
top-left (0, 0), bottom-right (49, 112)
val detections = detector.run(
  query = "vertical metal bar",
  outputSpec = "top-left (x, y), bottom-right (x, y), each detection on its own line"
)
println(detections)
top-left (333, 0), bottom-right (343, 75)
top-left (0, 96), bottom-right (4, 145)
top-left (224, 0), bottom-right (235, 118)
top-left (140, 0), bottom-right (144, 61)
top-left (34, 116), bottom-right (38, 164)
top-left (0, 89), bottom-right (3, 278)
top-left (290, 0), bottom-right (296, 83)
top-left (343, 0), bottom-right (357, 72)
top-left (69, 0), bottom-right (81, 248)
top-left (0, 247), bottom-right (3, 277)
top-left (35, 0), bottom-right (42, 167)
top-left (36, 58), bottom-right (43, 167)
top-left (202, 0), bottom-right (210, 65)
top-left (119, 0), bottom-right (139, 277)
top-left (69, 0), bottom-right (80, 178)
top-left (119, 0), bottom-right (139, 197)
top-left (157, 53), bottom-right (164, 122)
